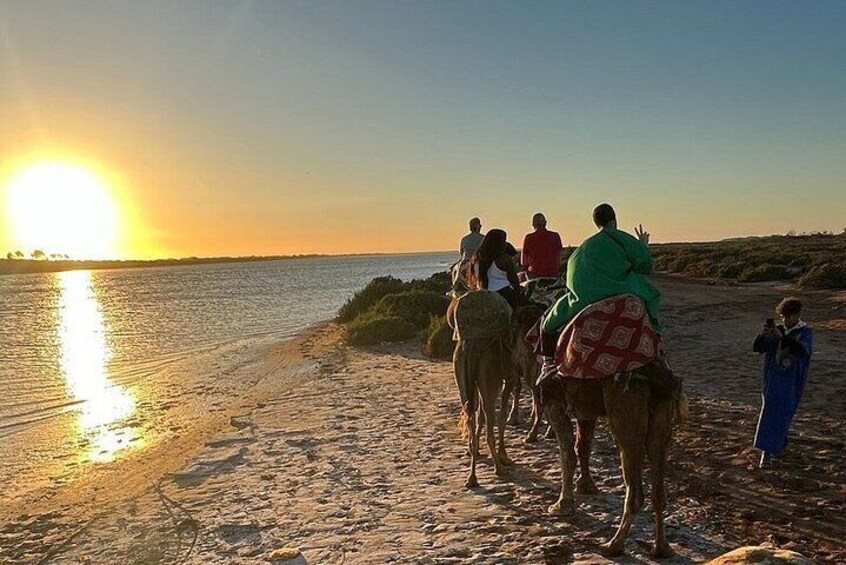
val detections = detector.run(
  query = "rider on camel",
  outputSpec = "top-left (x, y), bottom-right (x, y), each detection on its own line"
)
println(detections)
top-left (470, 229), bottom-right (531, 310)
top-left (538, 203), bottom-right (662, 376)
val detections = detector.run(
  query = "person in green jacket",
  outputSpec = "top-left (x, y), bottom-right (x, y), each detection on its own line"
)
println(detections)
top-left (538, 203), bottom-right (662, 365)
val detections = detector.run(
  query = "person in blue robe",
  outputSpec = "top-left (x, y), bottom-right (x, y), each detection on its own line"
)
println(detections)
top-left (752, 297), bottom-right (812, 467)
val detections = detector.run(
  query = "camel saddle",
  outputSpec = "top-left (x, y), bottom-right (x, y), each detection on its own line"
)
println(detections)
top-left (553, 294), bottom-right (660, 379)
top-left (448, 290), bottom-right (512, 342)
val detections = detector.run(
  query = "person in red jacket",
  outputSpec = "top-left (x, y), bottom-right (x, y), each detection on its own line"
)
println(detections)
top-left (520, 213), bottom-right (564, 279)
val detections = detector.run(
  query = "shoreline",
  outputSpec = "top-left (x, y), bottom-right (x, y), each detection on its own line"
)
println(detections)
top-left (2, 276), bottom-right (844, 563)
top-left (0, 324), bottom-right (329, 526)
top-left (0, 251), bottom-right (455, 277)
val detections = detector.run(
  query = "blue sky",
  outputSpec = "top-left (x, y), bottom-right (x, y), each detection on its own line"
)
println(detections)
top-left (2, 1), bottom-right (844, 256)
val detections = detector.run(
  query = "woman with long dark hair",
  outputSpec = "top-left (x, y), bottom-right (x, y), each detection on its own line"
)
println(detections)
top-left (471, 229), bottom-right (529, 309)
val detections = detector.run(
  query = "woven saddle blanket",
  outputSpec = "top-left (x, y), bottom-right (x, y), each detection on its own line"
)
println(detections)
top-left (551, 294), bottom-right (660, 379)
top-left (448, 290), bottom-right (512, 341)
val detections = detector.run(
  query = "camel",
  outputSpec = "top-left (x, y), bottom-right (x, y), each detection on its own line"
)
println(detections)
top-left (507, 279), bottom-right (569, 436)
top-left (540, 359), bottom-right (682, 558)
top-left (449, 291), bottom-right (516, 488)
top-left (508, 304), bottom-right (547, 443)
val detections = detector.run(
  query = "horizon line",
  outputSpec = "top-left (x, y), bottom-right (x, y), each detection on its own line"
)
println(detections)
top-left (4, 230), bottom-right (843, 265)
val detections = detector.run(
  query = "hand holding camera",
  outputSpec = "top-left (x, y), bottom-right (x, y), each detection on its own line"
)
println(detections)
top-left (762, 318), bottom-right (780, 338)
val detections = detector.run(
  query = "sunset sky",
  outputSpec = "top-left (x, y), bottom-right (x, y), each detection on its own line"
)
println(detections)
top-left (1, 1), bottom-right (844, 259)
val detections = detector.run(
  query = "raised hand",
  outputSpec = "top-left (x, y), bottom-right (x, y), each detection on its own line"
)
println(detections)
top-left (635, 224), bottom-right (650, 245)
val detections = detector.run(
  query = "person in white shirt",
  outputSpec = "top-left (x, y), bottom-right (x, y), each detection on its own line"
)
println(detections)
top-left (470, 228), bottom-right (529, 309)
top-left (459, 217), bottom-right (484, 261)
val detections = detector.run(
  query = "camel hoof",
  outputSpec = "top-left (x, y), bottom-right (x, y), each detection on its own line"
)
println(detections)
top-left (547, 499), bottom-right (574, 515)
top-left (465, 475), bottom-right (479, 489)
top-left (523, 433), bottom-right (538, 444)
top-left (494, 465), bottom-right (508, 477)
top-left (575, 478), bottom-right (599, 494)
top-left (651, 543), bottom-right (674, 559)
top-left (498, 454), bottom-right (513, 466)
top-left (599, 542), bottom-right (625, 558)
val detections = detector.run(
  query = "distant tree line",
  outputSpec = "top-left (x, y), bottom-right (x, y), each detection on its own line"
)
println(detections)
top-left (5, 250), bottom-right (70, 260)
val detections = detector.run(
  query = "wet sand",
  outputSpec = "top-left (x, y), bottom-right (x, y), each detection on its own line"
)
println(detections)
top-left (1, 276), bottom-right (844, 564)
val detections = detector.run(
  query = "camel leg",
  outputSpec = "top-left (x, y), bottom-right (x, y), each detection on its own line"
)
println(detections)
top-left (575, 419), bottom-right (599, 494)
top-left (648, 401), bottom-right (675, 558)
top-left (601, 441), bottom-right (645, 556)
top-left (601, 384), bottom-right (648, 557)
top-left (507, 372), bottom-right (521, 426)
top-left (546, 400), bottom-right (576, 515)
top-left (480, 385), bottom-right (505, 476)
top-left (524, 381), bottom-right (543, 444)
top-left (474, 395), bottom-right (484, 456)
top-left (465, 407), bottom-right (479, 488)
top-left (497, 376), bottom-right (514, 467)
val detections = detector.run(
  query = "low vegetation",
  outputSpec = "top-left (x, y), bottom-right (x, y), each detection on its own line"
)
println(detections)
top-left (370, 291), bottom-right (448, 328)
top-left (345, 313), bottom-right (417, 346)
top-left (798, 263), bottom-right (846, 289)
top-left (652, 233), bottom-right (846, 288)
top-left (423, 315), bottom-right (455, 360)
top-left (339, 272), bottom-right (452, 347)
top-left (336, 276), bottom-right (408, 323)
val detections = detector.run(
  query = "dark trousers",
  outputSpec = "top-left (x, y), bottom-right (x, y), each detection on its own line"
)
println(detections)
top-left (496, 286), bottom-right (531, 311)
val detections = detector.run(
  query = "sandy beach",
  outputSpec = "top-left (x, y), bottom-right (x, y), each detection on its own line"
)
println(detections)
top-left (1, 275), bottom-right (844, 564)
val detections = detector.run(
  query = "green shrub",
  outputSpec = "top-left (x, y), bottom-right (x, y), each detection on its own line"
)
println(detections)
top-left (336, 276), bottom-right (407, 322)
top-left (423, 315), bottom-right (455, 360)
top-left (651, 235), bottom-right (845, 282)
top-left (371, 291), bottom-right (448, 329)
top-left (686, 260), bottom-right (718, 278)
top-left (345, 314), bottom-right (417, 346)
top-left (798, 263), bottom-right (846, 289)
top-left (715, 262), bottom-right (744, 279)
top-left (409, 271), bottom-right (451, 294)
top-left (738, 264), bottom-right (794, 283)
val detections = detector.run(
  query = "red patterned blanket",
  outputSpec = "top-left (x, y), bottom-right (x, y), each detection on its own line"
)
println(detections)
top-left (554, 294), bottom-right (659, 378)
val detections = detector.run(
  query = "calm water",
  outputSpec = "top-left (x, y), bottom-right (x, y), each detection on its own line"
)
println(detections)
top-left (0, 253), bottom-right (453, 502)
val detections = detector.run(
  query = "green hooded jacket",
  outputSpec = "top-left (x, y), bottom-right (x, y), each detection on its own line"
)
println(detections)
top-left (542, 225), bottom-right (662, 334)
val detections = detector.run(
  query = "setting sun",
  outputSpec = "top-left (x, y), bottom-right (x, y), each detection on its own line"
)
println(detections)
top-left (5, 162), bottom-right (119, 259)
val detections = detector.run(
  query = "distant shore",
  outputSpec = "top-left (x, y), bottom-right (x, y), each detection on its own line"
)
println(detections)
top-left (0, 250), bottom-right (454, 277)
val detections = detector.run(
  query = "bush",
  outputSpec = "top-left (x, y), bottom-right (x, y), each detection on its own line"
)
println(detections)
top-left (336, 276), bottom-right (407, 322)
top-left (738, 264), bottom-right (793, 283)
top-left (345, 314), bottom-right (417, 346)
top-left (370, 291), bottom-right (448, 329)
top-left (423, 315), bottom-right (455, 360)
top-left (798, 263), bottom-right (846, 289)
top-left (409, 271), bottom-right (452, 294)
top-left (685, 260), bottom-right (717, 278)
top-left (715, 262), bottom-right (744, 279)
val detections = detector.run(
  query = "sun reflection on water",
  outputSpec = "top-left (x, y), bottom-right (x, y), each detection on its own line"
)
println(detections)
top-left (59, 270), bottom-right (139, 462)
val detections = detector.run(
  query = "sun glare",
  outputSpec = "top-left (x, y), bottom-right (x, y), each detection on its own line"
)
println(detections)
top-left (5, 161), bottom-right (119, 259)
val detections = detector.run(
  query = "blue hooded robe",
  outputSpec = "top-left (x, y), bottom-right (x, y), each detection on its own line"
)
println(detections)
top-left (752, 324), bottom-right (812, 455)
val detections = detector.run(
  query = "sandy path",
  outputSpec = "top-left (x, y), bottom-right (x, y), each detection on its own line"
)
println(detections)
top-left (2, 276), bottom-right (844, 564)
top-left (17, 327), bottom-right (729, 564)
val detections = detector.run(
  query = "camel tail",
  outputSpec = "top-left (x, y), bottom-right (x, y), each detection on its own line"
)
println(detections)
top-left (458, 403), bottom-right (472, 440)
top-left (456, 340), bottom-right (479, 439)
